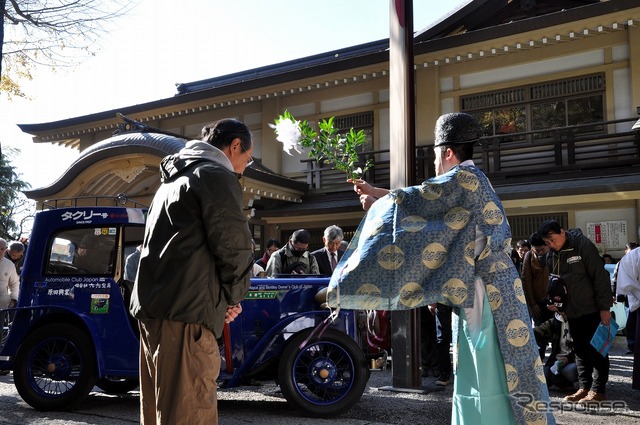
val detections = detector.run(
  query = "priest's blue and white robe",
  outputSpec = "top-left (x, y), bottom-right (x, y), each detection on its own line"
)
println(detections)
top-left (327, 161), bottom-right (555, 425)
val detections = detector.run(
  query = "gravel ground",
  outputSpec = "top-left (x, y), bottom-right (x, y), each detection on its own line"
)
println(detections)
top-left (218, 333), bottom-right (640, 425)
top-left (1, 335), bottom-right (639, 424)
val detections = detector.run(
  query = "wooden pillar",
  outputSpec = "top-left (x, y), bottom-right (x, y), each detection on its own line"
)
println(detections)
top-left (388, 0), bottom-right (420, 390)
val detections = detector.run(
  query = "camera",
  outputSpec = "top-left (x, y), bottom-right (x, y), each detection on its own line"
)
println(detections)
top-left (285, 261), bottom-right (308, 274)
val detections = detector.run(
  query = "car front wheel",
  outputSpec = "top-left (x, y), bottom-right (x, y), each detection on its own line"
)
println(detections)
top-left (13, 324), bottom-right (98, 411)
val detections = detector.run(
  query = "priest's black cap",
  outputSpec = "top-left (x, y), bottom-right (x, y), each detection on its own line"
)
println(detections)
top-left (434, 113), bottom-right (483, 147)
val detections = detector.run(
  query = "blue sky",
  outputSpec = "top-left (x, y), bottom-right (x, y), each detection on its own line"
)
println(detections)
top-left (0, 0), bottom-right (469, 189)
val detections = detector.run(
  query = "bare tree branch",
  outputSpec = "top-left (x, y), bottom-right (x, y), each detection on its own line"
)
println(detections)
top-left (1, 0), bottom-right (137, 98)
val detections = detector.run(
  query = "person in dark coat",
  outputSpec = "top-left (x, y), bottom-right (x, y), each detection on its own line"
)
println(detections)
top-left (522, 233), bottom-right (553, 327)
top-left (130, 118), bottom-right (254, 425)
top-left (538, 220), bottom-right (612, 405)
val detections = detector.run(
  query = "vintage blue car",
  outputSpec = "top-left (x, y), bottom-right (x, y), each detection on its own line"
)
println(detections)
top-left (0, 202), bottom-right (378, 417)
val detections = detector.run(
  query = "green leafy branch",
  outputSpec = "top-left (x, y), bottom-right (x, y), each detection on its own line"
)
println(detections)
top-left (271, 110), bottom-right (372, 181)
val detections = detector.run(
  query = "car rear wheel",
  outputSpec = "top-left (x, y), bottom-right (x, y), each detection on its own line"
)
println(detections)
top-left (13, 324), bottom-right (98, 411)
top-left (278, 327), bottom-right (369, 418)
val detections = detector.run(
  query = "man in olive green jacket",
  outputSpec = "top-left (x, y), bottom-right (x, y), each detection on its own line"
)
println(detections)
top-left (130, 118), bottom-right (254, 425)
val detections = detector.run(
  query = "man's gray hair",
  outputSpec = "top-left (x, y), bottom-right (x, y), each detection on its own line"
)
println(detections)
top-left (324, 225), bottom-right (344, 242)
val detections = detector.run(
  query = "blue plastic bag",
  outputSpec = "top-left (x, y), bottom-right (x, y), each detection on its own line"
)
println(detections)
top-left (590, 318), bottom-right (619, 357)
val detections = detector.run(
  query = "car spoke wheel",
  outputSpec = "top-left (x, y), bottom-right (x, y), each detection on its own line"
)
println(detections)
top-left (278, 327), bottom-right (368, 418)
top-left (13, 324), bottom-right (97, 411)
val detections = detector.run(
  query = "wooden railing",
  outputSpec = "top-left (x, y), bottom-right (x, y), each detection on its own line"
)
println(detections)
top-left (475, 117), bottom-right (640, 185)
top-left (300, 116), bottom-right (640, 192)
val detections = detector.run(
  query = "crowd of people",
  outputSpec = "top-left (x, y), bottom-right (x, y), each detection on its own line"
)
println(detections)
top-left (4, 112), bottom-right (640, 425)
top-left (255, 225), bottom-right (345, 278)
top-left (124, 112), bottom-right (636, 424)
top-left (420, 221), bottom-right (640, 402)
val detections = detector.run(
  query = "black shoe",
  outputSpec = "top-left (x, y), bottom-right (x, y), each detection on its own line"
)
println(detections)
top-left (626, 350), bottom-right (633, 355)
top-left (435, 373), bottom-right (450, 386)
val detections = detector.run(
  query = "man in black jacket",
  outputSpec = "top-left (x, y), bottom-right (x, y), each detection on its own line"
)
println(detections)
top-left (311, 225), bottom-right (344, 276)
top-left (130, 118), bottom-right (254, 425)
top-left (538, 219), bottom-right (612, 405)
